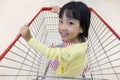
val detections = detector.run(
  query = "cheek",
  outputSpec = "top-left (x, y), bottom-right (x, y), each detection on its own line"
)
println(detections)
top-left (71, 30), bottom-right (79, 37)
top-left (58, 25), bottom-right (61, 33)
top-left (70, 26), bottom-right (80, 36)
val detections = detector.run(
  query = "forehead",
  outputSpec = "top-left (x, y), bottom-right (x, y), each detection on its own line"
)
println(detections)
top-left (60, 12), bottom-right (78, 21)
top-left (60, 9), bottom-right (75, 18)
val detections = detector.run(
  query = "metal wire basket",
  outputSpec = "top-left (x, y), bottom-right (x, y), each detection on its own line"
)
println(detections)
top-left (0, 7), bottom-right (120, 80)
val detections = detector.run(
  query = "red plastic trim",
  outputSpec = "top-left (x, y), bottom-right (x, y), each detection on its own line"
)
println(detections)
top-left (0, 7), bottom-right (119, 61)
top-left (0, 7), bottom-right (52, 61)
top-left (90, 8), bottom-right (120, 40)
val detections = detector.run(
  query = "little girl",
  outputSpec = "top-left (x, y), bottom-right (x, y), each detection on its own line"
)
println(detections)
top-left (20, 1), bottom-right (91, 78)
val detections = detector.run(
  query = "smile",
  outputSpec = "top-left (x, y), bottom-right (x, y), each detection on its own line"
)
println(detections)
top-left (60, 32), bottom-right (69, 37)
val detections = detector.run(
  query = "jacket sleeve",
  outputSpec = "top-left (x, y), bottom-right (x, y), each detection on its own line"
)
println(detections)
top-left (28, 37), bottom-right (87, 62)
top-left (28, 37), bottom-right (61, 60)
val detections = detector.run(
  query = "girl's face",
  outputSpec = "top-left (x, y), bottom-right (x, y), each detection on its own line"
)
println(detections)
top-left (58, 13), bottom-right (83, 42)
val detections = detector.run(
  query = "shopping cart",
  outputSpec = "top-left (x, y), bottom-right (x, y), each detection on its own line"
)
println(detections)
top-left (0, 7), bottom-right (120, 80)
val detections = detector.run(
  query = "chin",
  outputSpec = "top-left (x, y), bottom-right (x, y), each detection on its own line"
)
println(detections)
top-left (62, 39), bottom-right (69, 42)
top-left (62, 39), bottom-right (67, 42)
top-left (61, 36), bottom-right (69, 42)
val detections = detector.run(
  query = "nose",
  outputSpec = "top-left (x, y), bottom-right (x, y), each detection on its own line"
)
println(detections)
top-left (60, 24), bottom-right (67, 31)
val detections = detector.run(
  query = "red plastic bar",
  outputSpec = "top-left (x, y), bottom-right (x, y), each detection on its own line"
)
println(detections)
top-left (90, 8), bottom-right (120, 40)
top-left (27, 7), bottom-right (52, 26)
top-left (0, 7), bottom-right (119, 61)
top-left (0, 34), bottom-right (21, 61)
top-left (0, 7), bottom-right (52, 61)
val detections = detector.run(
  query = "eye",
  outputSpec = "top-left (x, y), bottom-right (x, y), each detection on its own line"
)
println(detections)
top-left (67, 22), bottom-right (74, 25)
top-left (59, 20), bottom-right (63, 24)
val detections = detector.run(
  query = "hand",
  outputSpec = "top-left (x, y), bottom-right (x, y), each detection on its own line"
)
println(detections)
top-left (49, 43), bottom-right (60, 48)
top-left (19, 25), bottom-right (32, 42)
top-left (51, 6), bottom-right (60, 14)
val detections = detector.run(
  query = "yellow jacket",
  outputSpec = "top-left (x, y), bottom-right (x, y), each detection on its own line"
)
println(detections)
top-left (28, 37), bottom-right (88, 78)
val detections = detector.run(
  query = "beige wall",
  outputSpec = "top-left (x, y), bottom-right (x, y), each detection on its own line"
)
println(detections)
top-left (0, 0), bottom-right (120, 55)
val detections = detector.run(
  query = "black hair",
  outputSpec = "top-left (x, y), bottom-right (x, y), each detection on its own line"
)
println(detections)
top-left (59, 1), bottom-right (91, 42)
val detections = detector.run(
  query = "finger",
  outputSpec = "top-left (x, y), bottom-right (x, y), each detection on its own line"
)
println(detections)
top-left (19, 25), bottom-right (28, 36)
top-left (51, 6), bottom-right (58, 12)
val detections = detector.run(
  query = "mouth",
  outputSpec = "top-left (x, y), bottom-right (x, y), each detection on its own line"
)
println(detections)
top-left (60, 32), bottom-right (69, 38)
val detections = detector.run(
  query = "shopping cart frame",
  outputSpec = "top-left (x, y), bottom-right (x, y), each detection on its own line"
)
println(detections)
top-left (0, 7), bottom-right (120, 80)
top-left (0, 7), bottom-right (119, 61)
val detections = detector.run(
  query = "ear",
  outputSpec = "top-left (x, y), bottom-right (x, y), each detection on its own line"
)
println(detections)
top-left (79, 27), bottom-right (83, 33)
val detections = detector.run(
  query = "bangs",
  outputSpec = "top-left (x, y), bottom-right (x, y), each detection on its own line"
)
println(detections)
top-left (59, 9), bottom-right (80, 20)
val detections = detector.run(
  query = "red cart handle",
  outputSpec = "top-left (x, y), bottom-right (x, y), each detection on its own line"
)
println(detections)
top-left (0, 7), bottom-right (53, 61)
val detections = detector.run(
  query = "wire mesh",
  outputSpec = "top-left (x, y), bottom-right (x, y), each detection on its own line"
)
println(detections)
top-left (85, 10), bottom-right (120, 80)
top-left (0, 7), bottom-right (120, 80)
